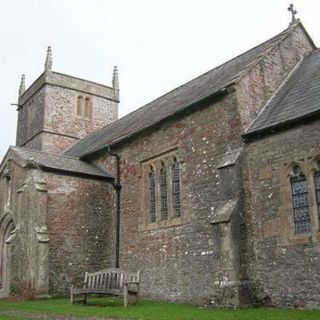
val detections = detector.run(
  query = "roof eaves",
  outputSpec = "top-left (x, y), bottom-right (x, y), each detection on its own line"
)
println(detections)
top-left (38, 164), bottom-right (114, 181)
top-left (243, 109), bottom-right (320, 142)
top-left (10, 146), bottom-right (114, 180)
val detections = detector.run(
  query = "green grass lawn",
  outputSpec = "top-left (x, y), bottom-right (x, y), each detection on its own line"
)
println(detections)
top-left (0, 297), bottom-right (319, 320)
top-left (0, 317), bottom-right (27, 320)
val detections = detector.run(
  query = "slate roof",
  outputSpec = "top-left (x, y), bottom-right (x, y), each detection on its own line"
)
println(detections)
top-left (245, 49), bottom-right (320, 138)
top-left (10, 147), bottom-right (113, 180)
top-left (65, 22), bottom-right (306, 159)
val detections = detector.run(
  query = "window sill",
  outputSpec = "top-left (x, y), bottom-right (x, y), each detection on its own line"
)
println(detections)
top-left (75, 115), bottom-right (91, 121)
top-left (278, 232), bottom-right (314, 246)
top-left (138, 216), bottom-right (188, 232)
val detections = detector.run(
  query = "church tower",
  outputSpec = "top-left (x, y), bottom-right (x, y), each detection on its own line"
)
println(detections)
top-left (16, 47), bottom-right (119, 155)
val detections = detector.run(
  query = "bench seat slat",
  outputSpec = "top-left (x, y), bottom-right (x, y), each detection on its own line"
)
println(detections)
top-left (73, 288), bottom-right (123, 295)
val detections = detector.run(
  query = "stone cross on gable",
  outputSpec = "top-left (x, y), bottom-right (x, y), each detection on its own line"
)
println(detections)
top-left (288, 3), bottom-right (297, 23)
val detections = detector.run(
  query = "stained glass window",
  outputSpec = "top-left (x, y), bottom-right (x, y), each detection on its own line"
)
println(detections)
top-left (160, 163), bottom-right (168, 220)
top-left (148, 167), bottom-right (156, 222)
top-left (172, 158), bottom-right (181, 217)
top-left (291, 166), bottom-right (311, 234)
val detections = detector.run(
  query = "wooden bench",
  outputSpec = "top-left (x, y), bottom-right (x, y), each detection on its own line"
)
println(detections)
top-left (70, 268), bottom-right (140, 307)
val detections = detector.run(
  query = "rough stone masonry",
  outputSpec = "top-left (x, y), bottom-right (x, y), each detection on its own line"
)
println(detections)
top-left (0, 19), bottom-right (320, 309)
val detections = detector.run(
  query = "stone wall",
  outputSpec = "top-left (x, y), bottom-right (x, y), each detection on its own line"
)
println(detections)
top-left (0, 156), bottom-right (116, 297)
top-left (243, 120), bottom-right (320, 308)
top-left (236, 24), bottom-right (314, 130)
top-left (46, 173), bottom-right (116, 296)
top-left (88, 23), bottom-right (316, 306)
top-left (16, 86), bottom-right (45, 148)
top-left (0, 160), bottom-right (49, 297)
top-left (94, 90), bottom-right (249, 305)
top-left (43, 84), bottom-right (118, 144)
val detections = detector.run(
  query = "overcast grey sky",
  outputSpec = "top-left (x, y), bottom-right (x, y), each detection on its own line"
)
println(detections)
top-left (1, 0), bottom-right (319, 159)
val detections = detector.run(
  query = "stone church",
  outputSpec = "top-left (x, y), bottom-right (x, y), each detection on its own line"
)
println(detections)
top-left (1, 18), bottom-right (320, 308)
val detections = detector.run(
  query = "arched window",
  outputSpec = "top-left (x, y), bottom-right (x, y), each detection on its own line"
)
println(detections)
top-left (172, 158), bottom-right (181, 217)
top-left (77, 96), bottom-right (83, 117)
top-left (160, 162), bottom-right (168, 220)
top-left (84, 97), bottom-right (90, 119)
top-left (291, 165), bottom-right (311, 234)
top-left (314, 161), bottom-right (320, 222)
top-left (148, 166), bottom-right (156, 223)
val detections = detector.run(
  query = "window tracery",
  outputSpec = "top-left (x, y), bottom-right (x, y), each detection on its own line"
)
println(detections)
top-left (290, 165), bottom-right (311, 234)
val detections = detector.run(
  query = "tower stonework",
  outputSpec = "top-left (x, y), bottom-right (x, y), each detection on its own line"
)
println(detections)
top-left (16, 53), bottom-right (119, 155)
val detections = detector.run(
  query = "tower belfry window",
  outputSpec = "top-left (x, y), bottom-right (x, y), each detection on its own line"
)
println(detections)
top-left (77, 96), bottom-right (83, 117)
top-left (84, 97), bottom-right (90, 118)
top-left (291, 165), bottom-right (311, 234)
top-left (76, 95), bottom-right (91, 119)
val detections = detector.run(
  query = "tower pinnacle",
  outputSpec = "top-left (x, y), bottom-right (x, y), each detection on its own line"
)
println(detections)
top-left (44, 46), bottom-right (53, 71)
top-left (112, 66), bottom-right (119, 90)
top-left (19, 74), bottom-right (26, 97)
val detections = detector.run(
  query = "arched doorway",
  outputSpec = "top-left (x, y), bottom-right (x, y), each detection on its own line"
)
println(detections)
top-left (0, 214), bottom-right (15, 297)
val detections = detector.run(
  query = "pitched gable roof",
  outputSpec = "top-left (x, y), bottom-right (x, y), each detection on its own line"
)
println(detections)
top-left (5, 147), bottom-right (113, 180)
top-left (244, 49), bottom-right (320, 139)
top-left (65, 22), bottom-right (311, 159)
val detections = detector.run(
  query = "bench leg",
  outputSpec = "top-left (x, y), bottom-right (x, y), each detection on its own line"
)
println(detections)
top-left (70, 285), bottom-right (74, 304)
top-left (124, 285), bottom-right (128, 308)
top-left (83, 294), bottom-right (87, 305)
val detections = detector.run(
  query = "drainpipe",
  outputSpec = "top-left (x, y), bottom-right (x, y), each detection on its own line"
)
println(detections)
top-left (106, 146), bottom-right (121, 268)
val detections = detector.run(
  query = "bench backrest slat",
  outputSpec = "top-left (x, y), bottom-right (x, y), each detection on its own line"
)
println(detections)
top-left (83, 268), bottom-right (140, 291)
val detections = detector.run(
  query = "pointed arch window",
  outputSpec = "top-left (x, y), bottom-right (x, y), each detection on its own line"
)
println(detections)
top-left (172, 158), bottom-right (181, 217)
top-left (160, 162), bottom-right (168, 220)
top-left (314, 161), bottom-right (320, 222)
top-left (148, 166), bottom-right (156, 223)
top-left (291, 165), bottom-right (311, 234)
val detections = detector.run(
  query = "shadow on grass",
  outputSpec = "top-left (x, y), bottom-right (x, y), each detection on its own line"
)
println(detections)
top-left (77, 297), bottom-right (140, 308)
